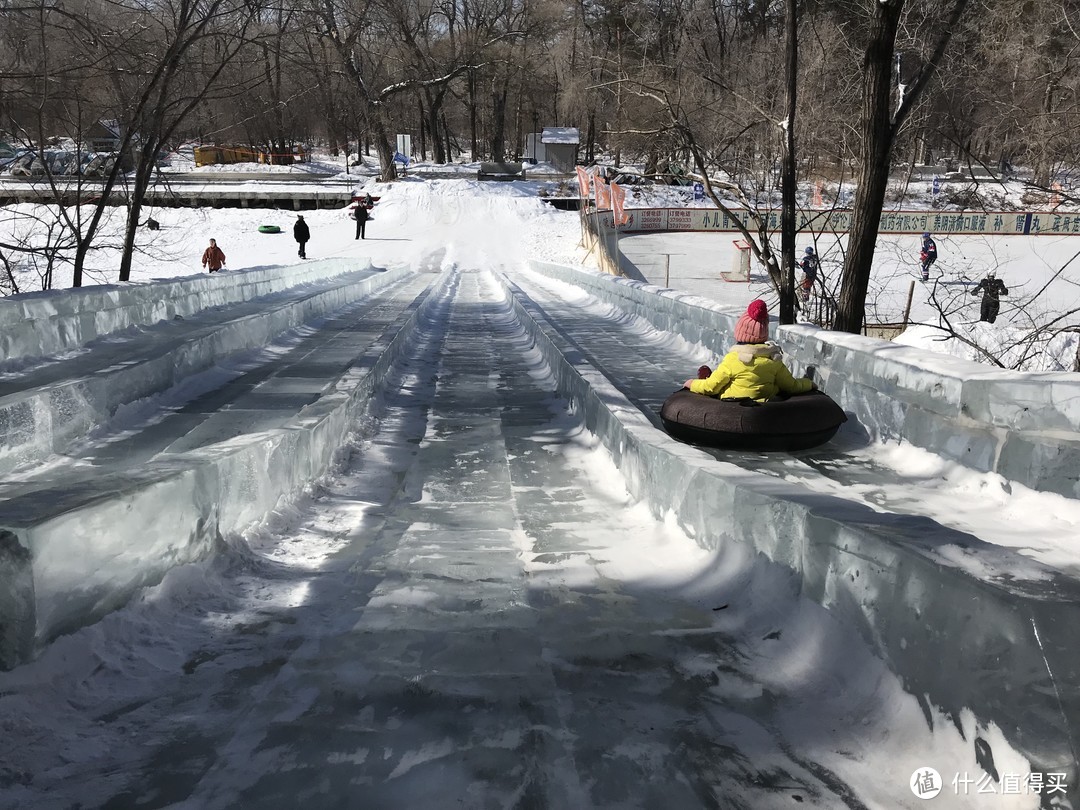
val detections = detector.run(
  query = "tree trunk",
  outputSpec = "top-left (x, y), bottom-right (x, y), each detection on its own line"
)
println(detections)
top-left (468, 73), bottom-right (478, 161)
top-left (371, 107), bottom-right (397, 180)
top-left (118, 139), bottom-right (160, 282)
top-left (834, 1), bottom-right (904, 334)
top-left (426, 87), bottom-right (447, 164)
top-left (778, 0), bottom-right (798, 325)
top-left (833, 0), bottom-right (968, 333)
top-left (491, 78), bottom-right (508, 161)
top-left (418, 96), bottom-right (427, 161)
top-left (586, 109), bottom-right (596, 163)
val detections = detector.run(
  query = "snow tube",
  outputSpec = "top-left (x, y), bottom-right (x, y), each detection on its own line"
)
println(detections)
top-left (258, 224), bottom-right (281, 234)
top-left (659, 388), bottom-right (847, 451)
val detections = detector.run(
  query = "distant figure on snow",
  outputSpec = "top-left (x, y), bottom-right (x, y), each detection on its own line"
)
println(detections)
top-left (353, 204), bottom-right (369, 240)
top-left (799, 246), bottom-right (819, 303)
top-left (294, 215), bottom-right (310, 259)
top-left (920, 232), bottom-right (938, 281)
top-left (683, 299), bottom-right (815, 402)
top-left (201, 238), bottom-right (226, 273)
top-left (971, 270), bottom-right (1008, 323)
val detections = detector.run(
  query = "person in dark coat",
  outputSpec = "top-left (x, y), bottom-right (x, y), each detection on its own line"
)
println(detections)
top-left (353, 205), bottom-right (369, 240)
top-left (971, 270), bottom-right (1008, 323)
top-left (920, 232), bottom-right (938, 281)
top-left (293, 215), bottom-right (310, 258)
top-left (799, 246), bottom-right (819, 302)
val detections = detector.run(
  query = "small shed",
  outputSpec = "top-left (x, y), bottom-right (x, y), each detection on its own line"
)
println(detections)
top-left (86, 120), bottom-right (122, 153)
top-left (541, 127), bottom-right (579, 173)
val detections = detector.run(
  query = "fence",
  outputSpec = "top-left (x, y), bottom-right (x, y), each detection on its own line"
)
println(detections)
top-left (581, 203), bottom-right (915, 338)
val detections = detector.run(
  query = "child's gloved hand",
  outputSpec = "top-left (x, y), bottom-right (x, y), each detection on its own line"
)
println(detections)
top-left (697, 365), bottom-right (712, 379)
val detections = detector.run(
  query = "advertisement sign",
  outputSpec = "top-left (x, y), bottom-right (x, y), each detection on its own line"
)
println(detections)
top-left (614, 208), bottom-right (1074, 236)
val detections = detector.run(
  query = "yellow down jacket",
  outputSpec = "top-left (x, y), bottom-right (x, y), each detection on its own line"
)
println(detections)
top-left (689, 343), bottom-right (813, 402)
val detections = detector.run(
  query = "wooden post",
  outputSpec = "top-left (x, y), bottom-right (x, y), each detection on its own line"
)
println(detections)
top-left (902, 279), bottom-right (916, 327)
top-left (665, 254), bottom-right (671, 287)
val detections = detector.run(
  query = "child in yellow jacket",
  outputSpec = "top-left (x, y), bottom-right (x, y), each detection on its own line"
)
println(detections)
top-left (683, 299), bottom-right (814, 402)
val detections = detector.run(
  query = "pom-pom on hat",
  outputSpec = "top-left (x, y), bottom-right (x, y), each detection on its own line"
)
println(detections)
top-left (734, 299), bottom-right (769, 343)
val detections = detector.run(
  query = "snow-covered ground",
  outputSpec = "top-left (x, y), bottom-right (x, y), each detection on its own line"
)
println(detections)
top-left (6, 151), bottom-right (1079, 370)
top-left (0, 176), bottom-right (1077, 807)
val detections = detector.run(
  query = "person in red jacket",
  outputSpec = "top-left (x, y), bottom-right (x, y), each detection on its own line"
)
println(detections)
top-left (201, 238), bottom-right (226, 273)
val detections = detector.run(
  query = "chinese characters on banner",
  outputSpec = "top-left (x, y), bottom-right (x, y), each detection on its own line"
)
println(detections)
top-left (594, 176), bottom-right (612, 211)
top-left (575, 166), bottom-right (591, 200)
top-left (611, 208), bottom-right (1075, 236)
top-left (611, 182), bottom-right (629, 226)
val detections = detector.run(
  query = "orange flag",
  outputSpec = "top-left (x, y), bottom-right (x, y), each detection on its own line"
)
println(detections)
top-left (611, 182), bottom-right (628, 225)
top-left (594, 176), bottom-right (611, 210)
top-left (576, 166), bottom-right (591, 199)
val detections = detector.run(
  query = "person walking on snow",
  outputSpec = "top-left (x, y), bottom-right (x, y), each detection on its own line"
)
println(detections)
top-left (971, 270), bottom-right (1008, 323)
top-left (353, 204), bottom-right (369, 240)
top-left (683, 299), bottom-right (815, 402)
top-left (201, 238), bottom-right (226, 273)
top-left (799, 246), bottom-right (819, 303)
top-left (920, 232), bottom-right (938, 281)
top-left (294, 215), bottom-right (310, 258)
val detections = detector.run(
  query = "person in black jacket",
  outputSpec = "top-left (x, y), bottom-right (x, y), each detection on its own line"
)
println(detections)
top-left (353, 204), bottom-right (369, 240)
top-left (971, 270), bottom-right (1008, 323)
top-left (293, 215), bottom-right (310, 258)
top-left (920, 232), bottom-right (937, 281)
top-left (799, 246), bottom-right (819, 302)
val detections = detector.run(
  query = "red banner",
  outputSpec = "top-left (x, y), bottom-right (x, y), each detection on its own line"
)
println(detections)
top-left (576, 166), bottom-right (591, 199)
top-left (594, 176), bottom-right (611, 210)
top-left (611, 182), bottom-right (628, 225)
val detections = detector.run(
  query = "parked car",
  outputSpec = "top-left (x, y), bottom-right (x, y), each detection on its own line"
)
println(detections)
top-left (0, 148), bottom-right (31, 172)
top-left (611, 171), bottom-right (652, 186)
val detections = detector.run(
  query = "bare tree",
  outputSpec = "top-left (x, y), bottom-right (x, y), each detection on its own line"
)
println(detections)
top-left (834, 0), bottom-right (971, 334)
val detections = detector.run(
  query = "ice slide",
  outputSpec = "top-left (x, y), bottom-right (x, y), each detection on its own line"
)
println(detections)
top-left (0, 260), bottom-right (1070, 807)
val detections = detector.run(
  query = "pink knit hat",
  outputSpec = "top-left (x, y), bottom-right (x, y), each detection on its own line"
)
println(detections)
top-left (734, 299), bottom-right (769, 343)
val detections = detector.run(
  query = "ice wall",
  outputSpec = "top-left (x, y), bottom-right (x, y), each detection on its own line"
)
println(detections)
top-left (0, 274), bottom-right (444, 670)
top-left (528, 260), bottom-right (1080, 500)
top-left (0, 262), bottom-right (413, 475)
top-left (0, 259), bottom-right (371, 365)
top-left (510, 266), bottom-right (1080, 793)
